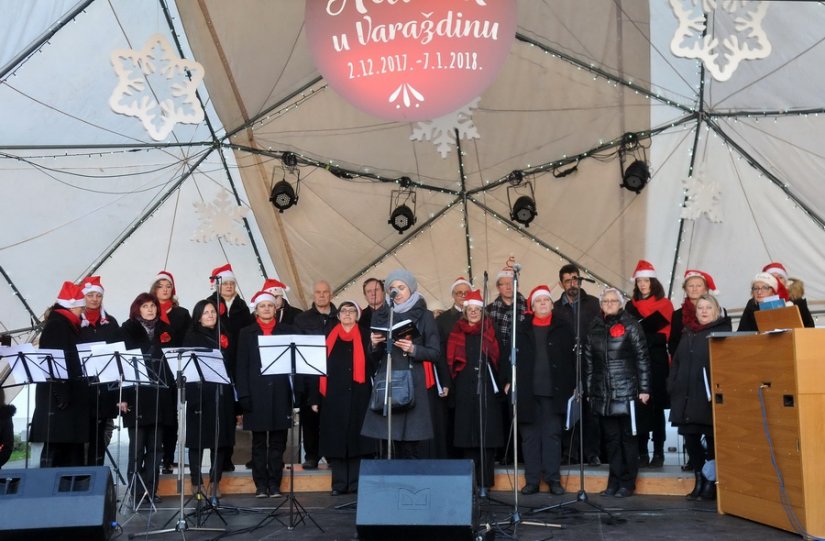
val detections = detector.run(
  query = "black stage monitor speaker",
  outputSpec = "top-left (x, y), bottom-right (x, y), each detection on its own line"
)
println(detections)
top-left (0, 466), bottom-right (116, 541)
top-left (356, 459), bottom-right (477, 540)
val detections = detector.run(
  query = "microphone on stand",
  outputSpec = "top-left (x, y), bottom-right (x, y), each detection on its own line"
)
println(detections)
top-left (389, 288), bottom-right (400, 299)
top-left (512, 263), bottom-right (522, 273)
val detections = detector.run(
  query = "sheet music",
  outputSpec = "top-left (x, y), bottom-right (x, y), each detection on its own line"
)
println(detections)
top-left (565, 393), bottom-right (580, 430)
top-left (111, 349), bottom-right (152, 386)
top-left (81, 342), bottom-right (127, 379)
top-left (629, 399), bottom-right (637, 435)
top-left (703, 367), bottom-right (711, 401)
top-left (0, 344), bottom-right (36, 385)
top-left (258, 334), bottom-right (327, 376)
top-left (162, 348), bottom-right (229, 384)
top-left (34, 349), bottom-right (69, 380)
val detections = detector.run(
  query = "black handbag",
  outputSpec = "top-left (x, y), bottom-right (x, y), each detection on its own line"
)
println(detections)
top-left (370, 364), bottom-right (415, 413)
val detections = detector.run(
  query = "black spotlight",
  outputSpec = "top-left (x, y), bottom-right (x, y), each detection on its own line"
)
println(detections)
top-left (389, 188), bottom-right (417, 234)
top-left (506, 171), bottom-right (537, 227)
top-left (511, 195), bottom-right (537, 226)
top-left (621, 160), bottom-right (650, 193)
top-left (270, 180), bottom-right (297, 212)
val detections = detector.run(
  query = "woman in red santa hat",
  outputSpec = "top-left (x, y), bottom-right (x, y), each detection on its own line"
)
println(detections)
top-left (668, 270), bottom-right (728, 356)
top-left (263, 278), bottom-right (302, 326)
top-left (149, 270), bottom-right (189, 474)
top-left (119, 292), bottom-right (176, 502)
top-left (150, 270), bottom-right (191, 347)
top-left (623, 260), bottom-right (673, 469)
top-left (30, 282), bottom-right (90, 467)
top-left (234, 288), bottom-right (294, 498)
top-left (737, 262), bottom-right (815, 330)
top-left (78, 276), bottom-right (123, 466)
top-left (207, 264), bottom-right (254, 358)
top-left (446, 289), bottom-right (506, 492)
top-left (310, 300), bottom-right (376, 495)
top-left (736, 271), bottom-right (797, 331)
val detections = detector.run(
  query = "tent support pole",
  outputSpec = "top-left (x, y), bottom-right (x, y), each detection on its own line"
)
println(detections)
top-left (0, 265), bottom-right (41, 328)
top-left (455, 129), bottom-right (474, 283)
top-left (0, 0), bottom-right (96, 82)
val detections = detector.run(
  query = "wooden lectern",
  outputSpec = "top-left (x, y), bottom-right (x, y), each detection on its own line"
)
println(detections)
top-left (709, 329), bottom-right (825, 537)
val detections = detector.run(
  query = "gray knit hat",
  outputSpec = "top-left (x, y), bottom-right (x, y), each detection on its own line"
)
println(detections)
top-left (385, 269), bottom-right (417, 292)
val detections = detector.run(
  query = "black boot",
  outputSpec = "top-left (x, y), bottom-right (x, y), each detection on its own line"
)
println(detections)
top-left (686, 471), bottom-right (703, 500)
top-left (698, 476), bottom-right (716, 501)
top-left (649, 452), bottom-right (665, 468)
top-left (638, 453), bottom-right (651, 468)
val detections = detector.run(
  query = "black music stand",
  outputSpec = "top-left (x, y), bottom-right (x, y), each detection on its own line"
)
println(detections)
top-left (253, 333), bottom-right (326, 533)
top-left (0, 344), bottom-right (67, 469)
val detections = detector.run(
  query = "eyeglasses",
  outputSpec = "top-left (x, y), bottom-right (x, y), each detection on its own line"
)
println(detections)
top-left (454, 290), bottom-right (469, 297)
top-left (751, 286), bottom-right (773, 293)
top-left (339, 308), bottom-right (358, 315)
top-left (600, 299), bottom-right (620, 305)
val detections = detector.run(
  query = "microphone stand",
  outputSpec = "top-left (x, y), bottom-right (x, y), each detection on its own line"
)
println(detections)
top-left (383, 293), bottom-right (396, 459)
top-left (529, 278), bottom-right (616, 521)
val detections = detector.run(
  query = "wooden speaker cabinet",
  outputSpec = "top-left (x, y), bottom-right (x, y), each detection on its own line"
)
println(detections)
top-left (709, 329), bottom-right (825, 537)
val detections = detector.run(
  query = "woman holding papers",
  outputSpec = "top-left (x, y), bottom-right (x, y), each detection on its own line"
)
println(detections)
top-left (668, 294), bottom-right (729, 501)
top-left (508, 285), bottom-right (575, 496)
top-left (445, 289), bottom-right (505, 490)
top-left (312, 300), bottom-right (376, 495)
top-left (235, 289), bottom-right (294, 498)
top-left (361, 269), bottom-right (441, 459)
top-left (624, 261), bottom-right (673, 469)
top-left (119, 292), bottom-right (176, 503)
top-left (737, 271), bottom-right (795, 332)
top-left (30, 281), bottom-right (90, 467)
top-left (585, 288), bottom-right (651, 498)
top-left (182, 299), bottom-right (236, 501)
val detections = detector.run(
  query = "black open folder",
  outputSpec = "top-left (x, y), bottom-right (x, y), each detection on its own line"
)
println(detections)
top-left (370, 319), bottom-right (420, 341)
top-left (639, 310), bottom-right (669, 335)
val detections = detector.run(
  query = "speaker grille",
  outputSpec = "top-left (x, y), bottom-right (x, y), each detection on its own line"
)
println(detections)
top-left (58, 474), bottom-right (92, 492)
top-left (0, 477), bottom-right (21, 495)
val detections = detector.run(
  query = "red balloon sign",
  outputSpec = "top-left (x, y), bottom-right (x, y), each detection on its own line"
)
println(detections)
top-left (305, 0), bottom-right (517, 122)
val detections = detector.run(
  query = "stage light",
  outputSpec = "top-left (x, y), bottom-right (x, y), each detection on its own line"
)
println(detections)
top-left (506, 170), bottom-right (537, 227)
top-left (511, 195), bottom-right (537, 226)
top-left (270, 180), bottom-right (297, 212)
top-left (388, 187), bottom-right (417, 234)
top-left (621, 160), bottom-right (650, 194)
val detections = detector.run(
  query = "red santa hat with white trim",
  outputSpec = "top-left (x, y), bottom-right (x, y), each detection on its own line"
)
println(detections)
top-left (631, 260), bottom-right (656, 280)
top-left (56, 281), bottom-right (86, 309)
top-left (210, 264), bottom-right (236, 286)
top-left (81, 276), bottom-right (104, 295)
top-left (154, 270), bottom-right (176, 296)
top-left (248, 290), bottom-right (278, 309)
top-left (526, 284), bottom-right (553, 310)
top-left (752, 272), bottom-right (790, 302)
top-left (683, 269), bottom-right (718, 294)
top-left (262, 278), bottom-right (289, 296)
top-left (762, 262), bottom-right (788, 281)
top-left (462, 289), bottom-right (484, 308)
top-left (450, 276), bottom-right (472, 292)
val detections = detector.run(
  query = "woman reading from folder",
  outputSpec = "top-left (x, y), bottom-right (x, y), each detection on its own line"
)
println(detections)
top-left (585, 288), bottom-right (651, 498)
top-left (361, 269), bottom-right (442, 459)
top-left (668, 293), bottom-right (729, 501)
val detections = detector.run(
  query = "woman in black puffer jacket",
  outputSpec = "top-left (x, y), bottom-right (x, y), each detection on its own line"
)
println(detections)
top-left (585, 288), bottom-right (651, 498)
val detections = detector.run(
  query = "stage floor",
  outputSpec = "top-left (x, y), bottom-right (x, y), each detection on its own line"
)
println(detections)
top-left (118, 491), bottom-right (798, 541)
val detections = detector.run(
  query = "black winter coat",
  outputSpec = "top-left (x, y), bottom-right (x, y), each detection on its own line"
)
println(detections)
top-left (624, 301), bottom-right (671, 408)
top-left (182, 326), bottom-right (236, 448)
top-left (0, 404), bottom-right (17, 468)
top-left (210, 294), bottom-right (254, 360)
top-left (79, 314), bottom-right (122, 420)
top-left (164, 306), bottom-right (191, 347)
top-left (668, 316), bottom-right (731, 428)
top-left (584, 310), bottom-right (651, 417)
top-left (234, 322), bottom-right (294, 432)
top-left (30, 308), bottom-right (90, 444)
top-left (318, 333), bottom-right (377, 458)
top-left (553, 290), bottom-right (602, 344)
top-left (507, 315), bottom-right (576, 424)
top-left (119, 318), bottom-right (177, 427)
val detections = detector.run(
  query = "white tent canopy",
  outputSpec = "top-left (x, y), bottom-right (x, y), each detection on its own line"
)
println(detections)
top-left (2, 0), bottom-right (824, 341)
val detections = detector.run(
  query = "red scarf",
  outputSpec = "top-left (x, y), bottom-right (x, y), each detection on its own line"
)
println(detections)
top-left (532, 313), bottom-right (552, 327)
top-left (159, 300), bottom-right (173, 324)
top-left (320, 324), bottom-right (366, 396)
top-left (54, 308), bottom-right (80, 329)
top-left (681, 298), bottom-right (702, 333)
top-left (632, 296), bottom-right (673, 340)
top-left (84, 308), bottom-right (101, 326)
top-left (257, 317), bottom-right (276, 336)
top-left (446, 318), bottom-right (500, 378)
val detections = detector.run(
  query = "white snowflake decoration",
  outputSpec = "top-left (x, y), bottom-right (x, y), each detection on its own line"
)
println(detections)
top-left (109, 33), bottom-right (206, 140)
top-left (681, 168), bottom-right (723, 223)
top-left (409, 98), bottom-right (481, 158)
top-left (192, 191), bottom-right (249, 245)
top-left (669, 0), bottom-right (772, 82)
